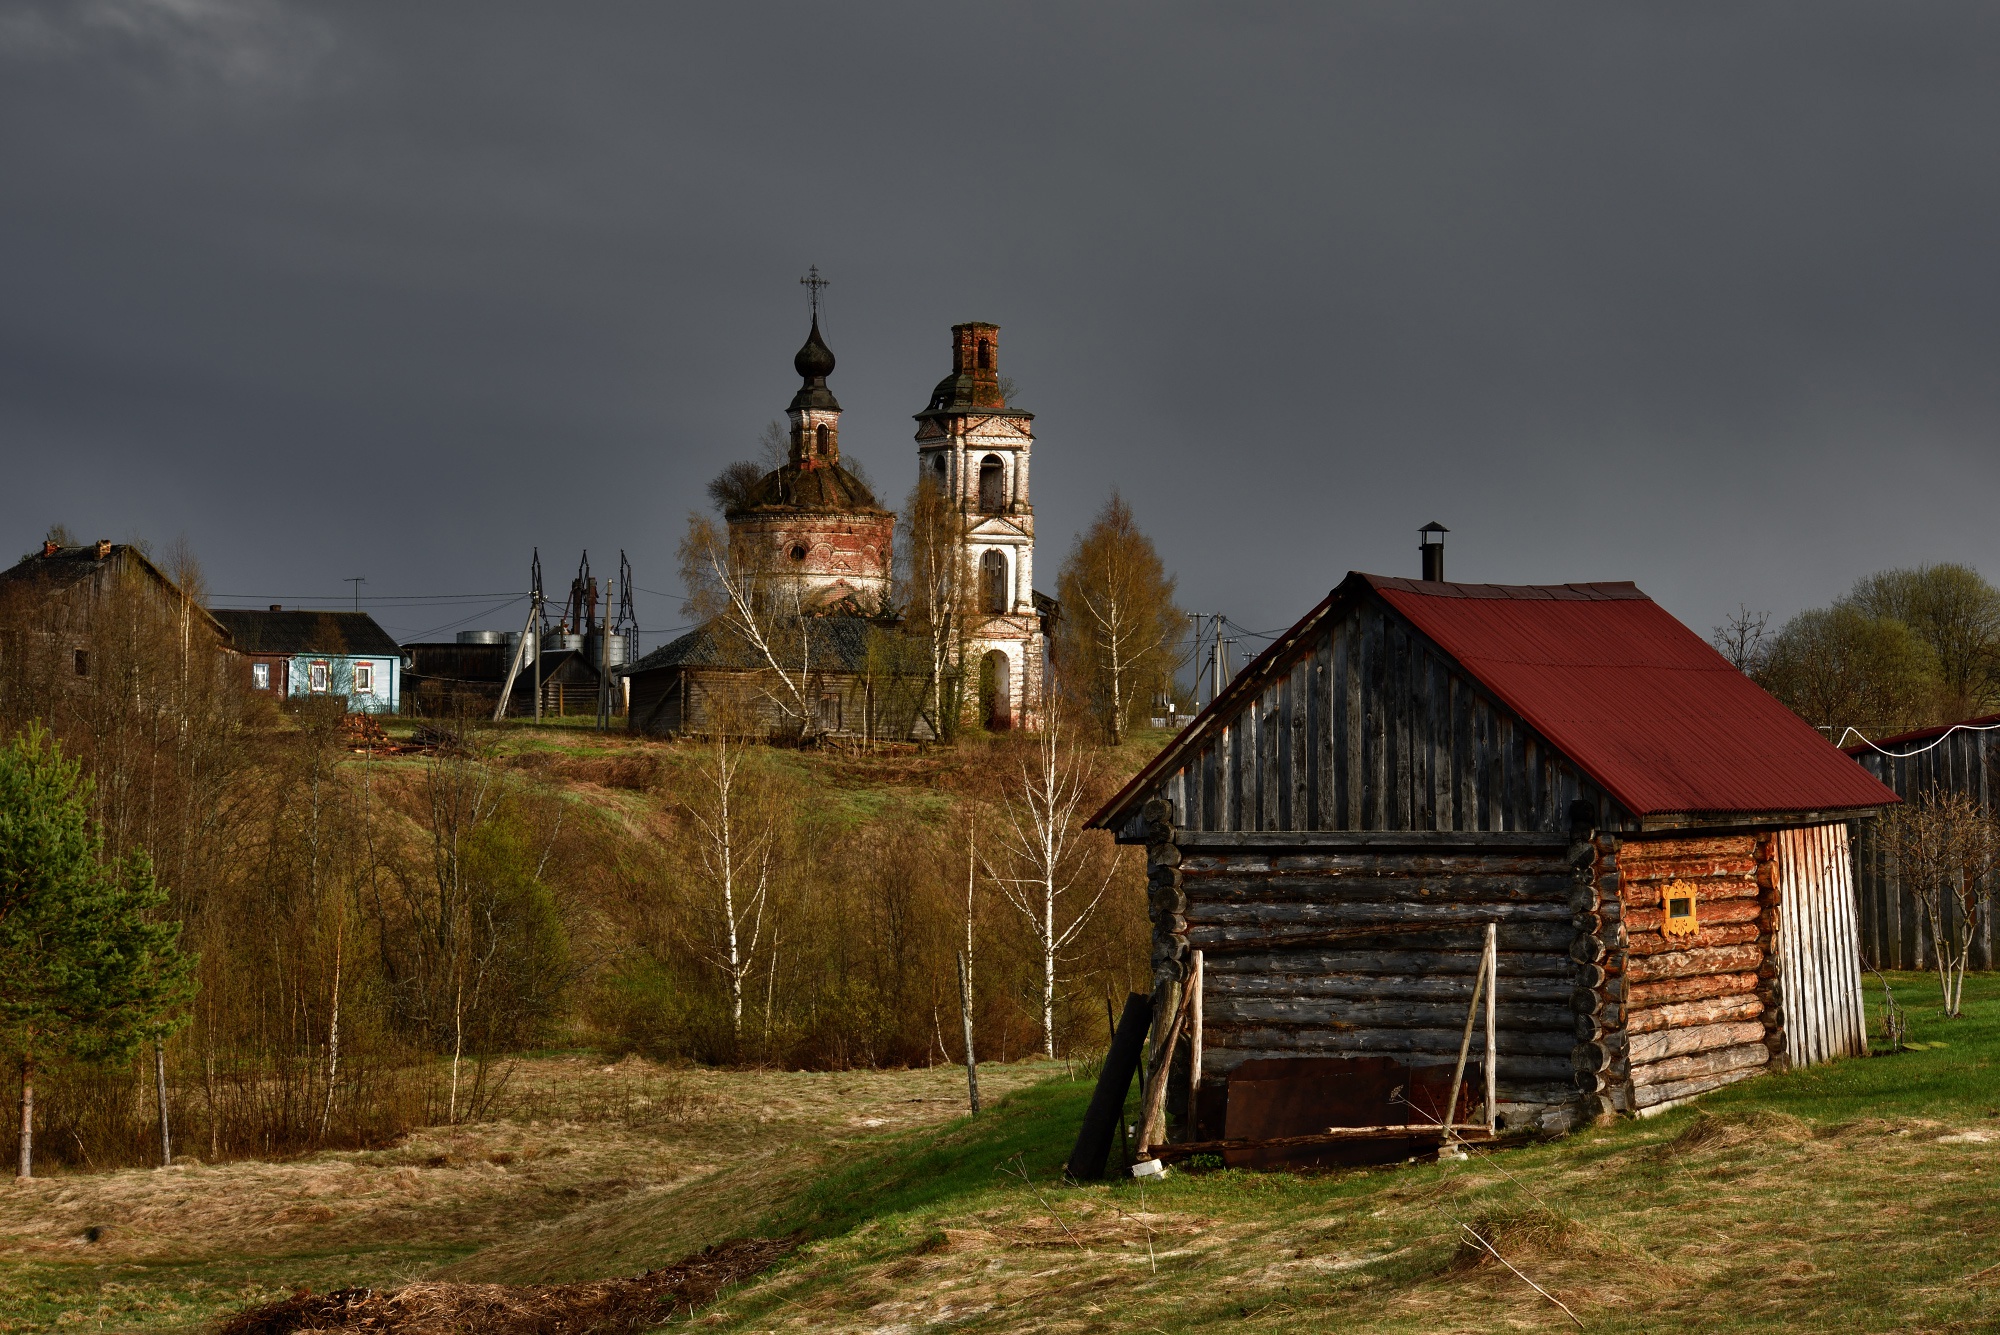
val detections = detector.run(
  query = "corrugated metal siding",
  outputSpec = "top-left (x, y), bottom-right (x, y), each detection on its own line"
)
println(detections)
top-left (1848, 723), bottom-right (1998, 971)
top-left (1777, 825), bottom-right (1868, 1065)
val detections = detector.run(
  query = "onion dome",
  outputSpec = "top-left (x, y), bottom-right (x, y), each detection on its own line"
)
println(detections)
top-left (790, 316), bottom-right (840, 412)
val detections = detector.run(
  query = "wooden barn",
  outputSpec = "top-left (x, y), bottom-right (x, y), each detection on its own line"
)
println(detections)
top-left (1087, 568), bottom-right (1898, 1162)
top-left (625, 616), bottom-right (933, 743)
top-left (1845, 717), bottom-right (2000, 971)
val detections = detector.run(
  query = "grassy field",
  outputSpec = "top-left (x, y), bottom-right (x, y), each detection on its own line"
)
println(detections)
top-left (3, 973), bottom-right (1997, 1332)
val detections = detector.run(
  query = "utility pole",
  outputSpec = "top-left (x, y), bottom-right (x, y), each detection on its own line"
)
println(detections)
top-left (598, 574), bottom-right (611, 731)
top-left (344, 576), bottom-right (365, 612)
top-left (532, 589), bottom-right (544, 724)
top-left (1209, 613), bottom-right (1225, 706)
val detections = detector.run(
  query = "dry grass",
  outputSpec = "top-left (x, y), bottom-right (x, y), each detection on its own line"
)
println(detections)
top-left (0, 1057), bottom-right (1040, 1332)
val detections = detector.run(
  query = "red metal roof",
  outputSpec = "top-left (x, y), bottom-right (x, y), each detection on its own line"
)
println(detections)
top-left (1840, 713), bottom-right (2000, 757)
top-left (1365, 575), bottom-right (1898, 816)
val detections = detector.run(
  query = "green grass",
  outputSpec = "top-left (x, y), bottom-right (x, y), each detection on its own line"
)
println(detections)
top-left (683, 972), bottom-right (2000, 1333)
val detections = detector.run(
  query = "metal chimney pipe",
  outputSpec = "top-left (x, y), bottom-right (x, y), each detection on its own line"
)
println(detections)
top-left (1419, 522), bottom-right (1448, 582)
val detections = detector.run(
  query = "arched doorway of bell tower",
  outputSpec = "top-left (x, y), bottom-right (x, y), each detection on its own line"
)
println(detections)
top-left (978, 649), bottom-right (1012, 731)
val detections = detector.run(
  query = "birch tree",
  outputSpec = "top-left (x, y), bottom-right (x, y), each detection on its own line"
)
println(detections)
top-left (1884, 787), bottom-right (1999, 1017)
top-left (679, 723), bottom-right (776, 1049)
top-left (982, 718), bottom-right (1120, 1057)
top-left (679, 512), bottom-right (819, 741)
top-left (1055, 493), bottom-right (1186, 745)
top-left (899, 474), bottom-right (974, 741)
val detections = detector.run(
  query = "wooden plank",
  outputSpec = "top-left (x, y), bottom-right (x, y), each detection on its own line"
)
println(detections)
top-left (1174, 830), bottom-right (1568, 851)
top-left (1339, 618), bottom-right (1359, 831)
top-left (1149, 1125), bottom-right (1496, 1163)
top-left (1202, 1023), bottom-right (1576, 1057)
top-left (1394, 616), bottom-right (1412, 828)
top-left (1189, 900), bottom-right (1572, 928)
top-left (1185, 873), bottom-right (1575, 902)
top-left (1827, 823), bottom-right (1866, 1057)
top-left (1181, 850), bottom-right (1570, 875)
top-left (1188, 921), bottom-right (1576, 954)
top-left (1366, 608), bottom-right (1387, 831)
top-left (1205, 948), bottom-right (1578, 979)
top-left (1206, 995), bottom-right (1572, 1031)
top-left (1205, 971), bottom-right (1576, 1003)
top-left (1308, 648), bottom-right (1326, 830)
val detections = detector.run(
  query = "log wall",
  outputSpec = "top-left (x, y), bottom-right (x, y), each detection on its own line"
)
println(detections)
top-left (1176, 837), bottom-right (1582, 1128)
top-left (1614, 834), bottom-right (1776, 1112)
top-left (1154, 599), bottom-right (1622, 836)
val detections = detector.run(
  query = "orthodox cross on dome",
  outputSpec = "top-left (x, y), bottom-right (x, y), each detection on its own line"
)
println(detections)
top-left (799, 265), bottom-right (829, 320)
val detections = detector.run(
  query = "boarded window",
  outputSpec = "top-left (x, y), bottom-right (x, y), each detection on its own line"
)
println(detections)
top-left (981, 549), bottom-right (1008, 613)
top-left (978, 455), bottom-right (1003, 512)
top-left (252, 662), bottom-right (270, 690)
top-left (309, 661), bottom-right (330, 694)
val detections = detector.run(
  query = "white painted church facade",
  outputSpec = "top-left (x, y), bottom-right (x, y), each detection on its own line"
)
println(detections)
top-left (913, 322), bottom-right (1047, 730)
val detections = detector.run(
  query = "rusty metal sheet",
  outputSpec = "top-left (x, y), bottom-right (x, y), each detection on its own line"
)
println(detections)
top-left (1219, 1056), bottom-right (1480, 1170)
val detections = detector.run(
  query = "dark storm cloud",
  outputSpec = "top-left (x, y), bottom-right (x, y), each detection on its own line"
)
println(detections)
top-left (4, 2), bottom-right (1999, 647)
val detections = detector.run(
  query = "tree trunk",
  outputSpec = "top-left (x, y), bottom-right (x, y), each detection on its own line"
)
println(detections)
top-left (155, 1042), bottom-right (172, 1167)
top-left (958, 950), bottom-right (981, 1115)
top-left (16, 1056), bottom-right (32, 1180)
top-left (1042, 877), bottom-right (1057, 1059)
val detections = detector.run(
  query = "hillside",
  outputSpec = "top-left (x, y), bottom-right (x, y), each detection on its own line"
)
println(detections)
top-left (0, 973), bottom-right (1992, 1332)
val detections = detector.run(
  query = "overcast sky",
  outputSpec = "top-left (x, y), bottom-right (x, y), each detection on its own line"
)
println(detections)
top-left (5, 3), bottom-right (1999, 655)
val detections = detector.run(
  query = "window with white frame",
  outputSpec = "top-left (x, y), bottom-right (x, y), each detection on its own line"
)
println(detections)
top-left (355, 661), bottom-right (374, 694)
top-left (252, 662), bottom-right (270, 690)
top-left (309, 661), bottom-right (329, 693)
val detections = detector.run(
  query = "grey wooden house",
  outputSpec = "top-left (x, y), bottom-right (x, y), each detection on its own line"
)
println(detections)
top-left (1089, 568), bottom-right (1896, 1164)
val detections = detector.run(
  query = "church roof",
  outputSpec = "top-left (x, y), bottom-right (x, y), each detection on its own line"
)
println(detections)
top-left (789, 316), bottom-right (840, 412)
top-left (734, 461), bottom-right (886, 515)
top-left (627, 614), bottom-right (881, 676)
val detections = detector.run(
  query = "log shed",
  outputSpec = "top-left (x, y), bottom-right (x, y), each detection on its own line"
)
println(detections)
top-left (1087, 567), bottom-right (1898, 1165)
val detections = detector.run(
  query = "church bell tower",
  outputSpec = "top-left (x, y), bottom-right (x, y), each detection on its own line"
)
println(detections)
top-left (913, 323), bottom-right (1043, 729)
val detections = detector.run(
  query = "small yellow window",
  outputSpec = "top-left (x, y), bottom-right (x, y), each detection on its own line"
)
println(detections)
top-left (1661, 880), bottom-right (1700, 938)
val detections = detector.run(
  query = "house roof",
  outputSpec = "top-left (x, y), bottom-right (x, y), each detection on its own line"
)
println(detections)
top-left (209, 609), bottom-right (402, 657)
top-left (627, 615), bottom-right (880, 676)
top-left (0, 542), bottom-right (229, 640)
top-left (1090, 571), bottom-right (1898, 828)
top-left (1840, 713), bottom-right (2000, 758)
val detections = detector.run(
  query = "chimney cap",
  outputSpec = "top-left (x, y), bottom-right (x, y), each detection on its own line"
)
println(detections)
top-left (93, 539), bottom-right (111, 558)
top-left (270, 604), bottom-right (283, 612)
top-left (1419, 521), bottom-right (1449, 538)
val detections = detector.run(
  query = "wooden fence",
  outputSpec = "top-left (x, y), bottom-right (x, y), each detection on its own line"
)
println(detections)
top-left (1848, 722), bottom-right (1998, 971)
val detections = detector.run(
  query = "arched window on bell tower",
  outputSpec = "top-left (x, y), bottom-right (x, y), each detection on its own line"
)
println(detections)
top-left (978, 455), bottom-right (1003, 512)
top-left (815, 423), bottom-right (830, 459)
top-left (981, 549), bottom-right (1008, 613)
top-left (976, 339), bottom-right (992, 370)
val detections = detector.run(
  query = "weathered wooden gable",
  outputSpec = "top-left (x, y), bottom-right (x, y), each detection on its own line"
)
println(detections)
top-left (1149, 592), bottom-right (1622, 839)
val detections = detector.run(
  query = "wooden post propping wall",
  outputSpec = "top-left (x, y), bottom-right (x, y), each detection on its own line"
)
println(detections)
top-left (1141, 796), bottom-right (1189, 1146)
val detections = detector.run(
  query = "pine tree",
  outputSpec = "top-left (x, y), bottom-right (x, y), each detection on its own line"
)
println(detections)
top-left (0, 725), bottom-right (197, 1178)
